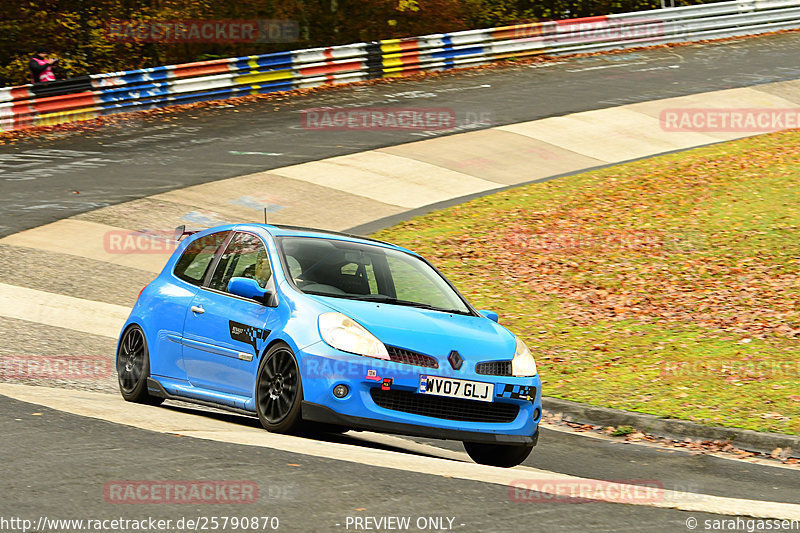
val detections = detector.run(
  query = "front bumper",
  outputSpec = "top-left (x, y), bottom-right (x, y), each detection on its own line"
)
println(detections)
top-left (298, 341), bottom-right (542, 442)
top-left (302, 401), bottom-right (539, 445)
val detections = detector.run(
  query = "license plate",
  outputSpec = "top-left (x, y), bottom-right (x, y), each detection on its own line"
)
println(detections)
top-left (418, 375), bottom-right (493, 403)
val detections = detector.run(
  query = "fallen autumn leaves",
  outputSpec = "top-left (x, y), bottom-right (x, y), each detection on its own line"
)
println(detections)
top-left (377, 129), bottom-right (800, 436)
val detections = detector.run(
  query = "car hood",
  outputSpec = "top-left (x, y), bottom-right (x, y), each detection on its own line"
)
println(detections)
top-left (309, 295), bottom-right (516, 361)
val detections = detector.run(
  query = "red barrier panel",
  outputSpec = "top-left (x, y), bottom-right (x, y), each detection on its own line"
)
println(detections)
top-left (32, 92), bottom-right (98, 113)
top-left (298, 60), bottom-right (363, 77)
top-left (172, 60), bottom-right (232, 79)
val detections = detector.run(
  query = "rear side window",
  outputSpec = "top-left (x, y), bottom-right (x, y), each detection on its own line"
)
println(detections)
top-left (173, 231), bottom-right (230, 286)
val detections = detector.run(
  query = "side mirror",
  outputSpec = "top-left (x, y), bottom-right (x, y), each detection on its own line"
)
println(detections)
top-left (478, 310), bottom-right (499, 323)
top-left (228, 277), bottom-right (270, 303)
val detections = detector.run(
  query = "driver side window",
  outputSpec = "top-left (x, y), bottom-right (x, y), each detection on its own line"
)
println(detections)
top-left (208, 232), bottom-right (272, 293)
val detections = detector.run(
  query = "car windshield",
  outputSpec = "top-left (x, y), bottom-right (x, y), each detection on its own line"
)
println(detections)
top-left (277, 236), bottom-right (472, 315)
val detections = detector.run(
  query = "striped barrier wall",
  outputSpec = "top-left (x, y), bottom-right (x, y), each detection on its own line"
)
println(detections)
top-left (1, 0), bottom-right (800, 132)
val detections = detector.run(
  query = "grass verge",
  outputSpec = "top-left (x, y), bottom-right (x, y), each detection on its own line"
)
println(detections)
top-left (375, 129), bottom-right (800, 435)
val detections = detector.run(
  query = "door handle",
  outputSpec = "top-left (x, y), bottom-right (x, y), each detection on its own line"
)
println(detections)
top-left (190, 305), bottom-right (205, 314)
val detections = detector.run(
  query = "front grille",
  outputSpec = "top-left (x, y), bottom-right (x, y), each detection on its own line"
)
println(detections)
top-left (475, 360), bottom-right (513, 376)
top-left (370, 388), bottom-right (518, 423)
top-left (386, 346), bottom-right (438, 368)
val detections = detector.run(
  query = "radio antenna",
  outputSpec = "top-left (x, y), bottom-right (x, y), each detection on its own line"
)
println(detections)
top-left (264, 208), bottom-right (268, 225)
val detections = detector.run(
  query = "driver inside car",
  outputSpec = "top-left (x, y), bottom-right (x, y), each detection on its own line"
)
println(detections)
top-left (242, 250), bottom-right (271, 288)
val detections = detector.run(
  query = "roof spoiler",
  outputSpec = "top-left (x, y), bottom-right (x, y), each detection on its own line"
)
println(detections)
top-left (173, 225), bottom-right (198, 242)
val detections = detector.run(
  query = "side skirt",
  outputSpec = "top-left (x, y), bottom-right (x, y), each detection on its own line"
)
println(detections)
top-left (147, 377), bottom-right (257, 418)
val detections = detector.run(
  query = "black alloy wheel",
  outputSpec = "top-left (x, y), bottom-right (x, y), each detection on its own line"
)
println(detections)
top-left (117, 325), bottom-right (163, 405)
top-left (256, 343), bottom-right (303, 433)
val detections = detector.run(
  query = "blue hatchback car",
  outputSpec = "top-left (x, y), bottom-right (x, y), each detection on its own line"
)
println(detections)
top-left (117, 224), bottom-right (541, 467)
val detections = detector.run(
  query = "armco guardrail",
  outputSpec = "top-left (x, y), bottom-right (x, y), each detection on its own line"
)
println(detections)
top-left (2, 0), bottom-right (800, 132)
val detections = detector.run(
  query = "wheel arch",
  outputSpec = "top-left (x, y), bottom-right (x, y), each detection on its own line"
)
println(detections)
top-left (258, 335), bottom-right (300, 363)
top-left (115, 321), bottom-right (145, 373)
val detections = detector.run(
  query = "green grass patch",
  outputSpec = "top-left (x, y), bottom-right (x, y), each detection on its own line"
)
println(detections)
top-left (375, 129), bottom-right (800, 435)
top-left (611, 425), bottom-right (636, 437)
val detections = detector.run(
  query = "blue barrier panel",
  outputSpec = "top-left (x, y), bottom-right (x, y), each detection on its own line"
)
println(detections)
top-left (231, 52), bottom-right (294, 72)
top-left (97, 82), bottom-right (172, 105)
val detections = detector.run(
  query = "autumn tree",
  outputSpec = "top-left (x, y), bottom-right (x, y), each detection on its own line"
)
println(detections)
top-left (0, 0), bottom-right (712, 86)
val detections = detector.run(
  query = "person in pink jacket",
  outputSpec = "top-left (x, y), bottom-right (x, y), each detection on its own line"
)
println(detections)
top-left (29, 47), bottom-right (58, 83)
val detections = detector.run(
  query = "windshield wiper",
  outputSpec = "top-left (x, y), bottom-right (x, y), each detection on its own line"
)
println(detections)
top-left (304, 292), bottom-right (467, 314)
top-left (359, 295), bottom-right (462, 313)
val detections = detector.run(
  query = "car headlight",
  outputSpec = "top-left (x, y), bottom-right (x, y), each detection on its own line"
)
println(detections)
top-left (318, 312), bottom-right (390, 360)
top-left (512, 336), bottom-right (538, 377)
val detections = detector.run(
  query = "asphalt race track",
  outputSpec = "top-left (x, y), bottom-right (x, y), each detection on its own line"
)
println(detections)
top-left (0, 396), bottom-right (760, 533)
top-left (2, 32), bottom-right (800, 533)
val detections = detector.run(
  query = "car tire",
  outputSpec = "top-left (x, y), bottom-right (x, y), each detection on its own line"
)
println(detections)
top-left (117, 325), bottom-right (164, 406)
top-left (463, 441), bottom-right (533, 467)
top-left (255, 342), bottom-right (304, 434)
